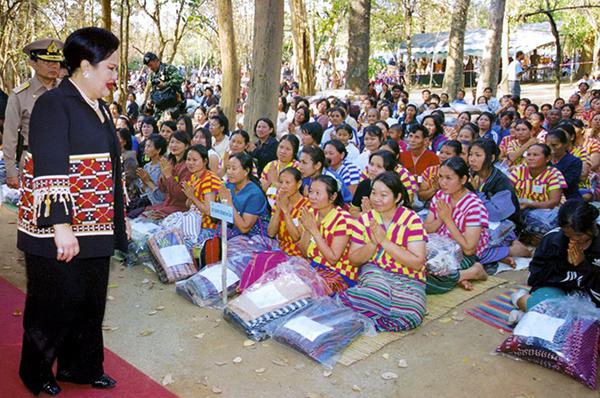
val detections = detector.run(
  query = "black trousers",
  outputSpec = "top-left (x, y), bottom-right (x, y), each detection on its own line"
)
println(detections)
top-left (20, 254), bottom-right (110, 395)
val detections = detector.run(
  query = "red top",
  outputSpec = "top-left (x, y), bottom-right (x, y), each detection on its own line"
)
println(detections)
top-left (399, 150), bottom-right (440, 176)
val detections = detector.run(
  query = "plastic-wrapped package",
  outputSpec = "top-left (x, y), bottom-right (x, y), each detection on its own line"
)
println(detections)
top-left (497, 295), bottom-right (600, 389)
top-left (126, 218), bottom-right (161, 268)
top-left (176, 235), bottom-right (256, 308)
top-left (147, 228), bottom-right (198, 283)
top-left (426, 233), bottom-right (463, 276)
top-left (267, 297), bottom-right (375, 369)
top-left (223, 257), bottom-right (332, 341)
top-left (2, 184), bottom-right (20, 209)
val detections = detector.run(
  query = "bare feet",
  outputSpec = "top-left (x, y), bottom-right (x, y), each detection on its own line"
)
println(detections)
top-left (459, 280), bottom-right (474, 290)
top-left (509, 240), bottom-right (532, 258)
top-left (458, 262), bottom-right (488, 290)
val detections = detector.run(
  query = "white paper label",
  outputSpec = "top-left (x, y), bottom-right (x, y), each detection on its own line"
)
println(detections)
top-left (283, 316), bottom-right (333, 342)
top-left (245, 284), bottom-right (288, 309)
top-left (488, 221), bottom-right (501, 230)
top-left (292, 218), bottom-right (299, 227)
top-left (159, 245), bottom-right (193, 268)
top-left (200, 264), bottom-right (240, 292)
top-left (133, 221), bottom-right (160, 235)
top-left (513, 312), bottom-right (565, 342)
top-left (532, 184), bottom-right (544, 194)
top-left (266, 186), bottom-right (278, 196)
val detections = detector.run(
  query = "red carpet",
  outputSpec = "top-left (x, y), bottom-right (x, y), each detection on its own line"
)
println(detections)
top-left (0, 276), bottom-right (179, 397)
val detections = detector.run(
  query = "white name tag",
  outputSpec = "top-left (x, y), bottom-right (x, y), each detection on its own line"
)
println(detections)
top-left (283, 316), bottom-right (333, 342)
top-left (159, 245), bottom-right (193, 268)
top-left (532, 184), bottom-right (543, 194)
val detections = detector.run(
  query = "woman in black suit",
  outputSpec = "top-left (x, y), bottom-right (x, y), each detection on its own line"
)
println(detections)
top-left (17, 27), bottom-right (128, 395)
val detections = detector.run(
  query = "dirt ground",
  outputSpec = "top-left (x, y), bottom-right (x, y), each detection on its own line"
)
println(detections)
top-left (1, 205), bottom-right (598, 398)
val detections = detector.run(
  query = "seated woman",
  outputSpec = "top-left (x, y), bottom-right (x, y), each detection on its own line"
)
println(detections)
top-left (298, 175), bottom-right (359, 293)
top-left (141, 131), bottom-right (192, 219)
top-left (547, 129), bottom-right (583, 200)
top-left (502, 119), bottom-right (537, 167)
top-left (456, 122), bottom-right (478, 144)
top-left (424, 157), bottom-right (490, 293)
top-left (418, 140), bottom-right (462, 202)
top-left (299, 145), bottom-right (352, 203)
top-left (324, 139), bottom-right (361, 195)
top-left (299, 121), bottom-right (324, 157)
top-left (135, 135), bottom-right (168, 213)
top-left (159, 120), bottom-right (177, 144)
top-left (571, 118), bottom-right (600, 200)
top-left (136, 116), bottom-right (159, 166)
top-left (340, 172), bottom-right (428, 332)
top-left (351, 150), bottom-right (398, 217)
top-left (468, 139), bottom-right (530, 269)
top-left (261, 134), bottom-right (300, 205)
top-left (219, 129), bottom-right (257, 178)
top-left (422, 114), bottom-right (448, 152)
top-left (179, 145), bottom-right (223, 232)
top-left (191, 126), bottom-right (220, 173)
top-left (219, 152), bottom-right (269, 237)
top-left (510, 200), bottom-right (600, 323)
top-left (249, 117), bottom-right (278, 176)
top-left (266, 167), bottom-right (310, 256)
top-left (508, 143), bottom-right (567, 240)
top-left (379, 139), bottom-right (418, 203)
top-left (353, 125), bottom-right (384, 171)
top-left (476, 112), bottom-right (500, 145)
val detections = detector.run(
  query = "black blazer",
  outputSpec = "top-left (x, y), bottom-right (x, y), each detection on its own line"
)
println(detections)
top-left (17, 78), bottom-right (127, 258)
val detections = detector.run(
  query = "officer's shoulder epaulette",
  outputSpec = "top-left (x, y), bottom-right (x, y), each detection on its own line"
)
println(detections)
top-left (13, 81), bottom-right (30, 94)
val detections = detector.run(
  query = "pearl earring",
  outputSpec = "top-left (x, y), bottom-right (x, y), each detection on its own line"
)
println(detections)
top-left (83, 71), bottom-right (90, 79)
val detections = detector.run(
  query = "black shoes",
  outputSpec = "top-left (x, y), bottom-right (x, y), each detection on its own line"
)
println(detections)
top-left (56, 371), bottom-right (117, 389)
top-left (40, 379), bottom-right (61, 395)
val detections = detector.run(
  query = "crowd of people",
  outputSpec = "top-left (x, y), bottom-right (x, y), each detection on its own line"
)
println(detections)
top-left (3, 27), bottom-right (600, 395)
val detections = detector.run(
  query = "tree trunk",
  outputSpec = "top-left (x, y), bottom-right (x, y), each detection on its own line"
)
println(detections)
top-left (442, 0), bottom-right (470, 100)
top-left (290, 0), bottom-right (315, 96)
top-left (243, 0), bottom-right (284, 133)
top-left (500, 12), bottom-right (510, 93)
top-left (594, 32), bottom-right (600, 71)
top-left (346, 0), bottom-right (371, 94)
top-left (101, 0), bottom-right (111, 31)
top-left (118, 0), bottom-right (131, 112)
top-left (403, 2), bottom-right (415, 90)
top-left (476, 0), bottom-right (506, 97)
top-left (216, 0), bottom-right (240, 130)
top-left (545, 10), bottom-right (561, 99)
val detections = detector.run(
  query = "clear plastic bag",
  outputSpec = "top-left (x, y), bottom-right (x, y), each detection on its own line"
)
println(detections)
top-left (426, 233), bottom-right (463, 276)
top-left (497, 294), bottom-right (600, 389)
top-left (223, 257), bottom-right (331, 341)
top-left (266, 297), bottom-right (376, 369)
top-left (147, 228), bottom-right (198, 283)
top-left (126, 218), bottom-right (161, 268)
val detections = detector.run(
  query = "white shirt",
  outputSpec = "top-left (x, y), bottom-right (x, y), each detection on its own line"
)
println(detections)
top-left (507, 60), bottom-right (523, 81)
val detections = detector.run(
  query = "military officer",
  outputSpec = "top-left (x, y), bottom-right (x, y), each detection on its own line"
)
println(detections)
top-left (143, 52), bottom-right (185, 118)
top-left (3, 38), bottom-right (63, 188)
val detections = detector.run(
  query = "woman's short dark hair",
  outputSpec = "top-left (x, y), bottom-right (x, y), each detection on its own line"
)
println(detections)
top-left (441, 140), bottom-right (462, 157)
top-left (142, 116), bottom-right (158, 134)
top-left (63, 27), bottom-right (120, 75)
top-left (369, 150), bottom-right (398, 171)
top-left (187, 144), bottom-right (209, 168)
top-left (372, 171), bottom-right (409, 207)
top-left (118, 115), bottom-right (134, 134)
top-left (295, 106), bottom-right (310, 124)
top-left (211, 114), bottom-right (229, 134)
top-left (441, 157), bottom-right (470, 183)
top-left (193, 126), bottom-right (212, 150)
top-left (280, 166), bottom-right (302, 182)
top-left (363, 125), bottom-right (384, 141)
top-left (117, 128), bottom-right (133, 150)
top-left (335, 123), bottom-right (354, 139)
top-left (324, 139), bottom-right (348, 160)
top-left (231, 129), bottom-right (250, 144)
top-left (177, 115), bottom-right (194, 137)
top-left (530, 143), bottom-right (551, 158)
top-left (514, 119), bottom-right (532, 130)
top-left (381, 139), bottom-right (400, 156)
top-left (477, 111), bottom-right (495, 126)
top-left (546, 129), bottom-right (569, 144)
top-left (531, 111), bottom-right (545, 122)
top-left (459, 123), bottom-right (479, 141)
top-left (254, 117), bottom-right (275, 137)
top-left (280, 134), bottom-right (300, 158)
top-left (470, 138), bottom-right (499, 170)
top-left (312, 174), bottom-right (344, 207)
top-left (161, 120), bottom-right (177, 133)
top-left (561, 103), bottom-right (575, 118)
top-left (558, 199), bottom-right (600, 236)
top-left (301, 122), bottom-right (324, 145)
top-left (302, 145), bottom-right (327, 171)
top-left (147, 134), bottom-right (168, 156)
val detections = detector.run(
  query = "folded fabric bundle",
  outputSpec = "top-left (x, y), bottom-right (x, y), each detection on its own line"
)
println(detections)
top-left (224, 257), bottom-right (332, 340)
top-left (148, 228), bottom-right (197, 283)
top-left (269, 297), bottom-right (374, 368)
top-left (224, 298), bottom-right (313, 341)
top-left (497, 295), bottom-right (600, 389)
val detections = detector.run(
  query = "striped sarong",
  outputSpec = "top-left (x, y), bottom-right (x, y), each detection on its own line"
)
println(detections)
top-left (426, 255), bottom-right (478, 295)
top-left (337, 264), bottom-right (426, 332)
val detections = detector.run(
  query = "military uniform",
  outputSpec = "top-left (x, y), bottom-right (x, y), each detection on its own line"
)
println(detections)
top-left (143, 52), bottom-right (185, 117)
top-left (3, 39), bottom-right (62, 181)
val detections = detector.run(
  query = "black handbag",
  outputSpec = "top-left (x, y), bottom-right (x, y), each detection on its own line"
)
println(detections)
top-left (150, 87), bottom-right (178, 110)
